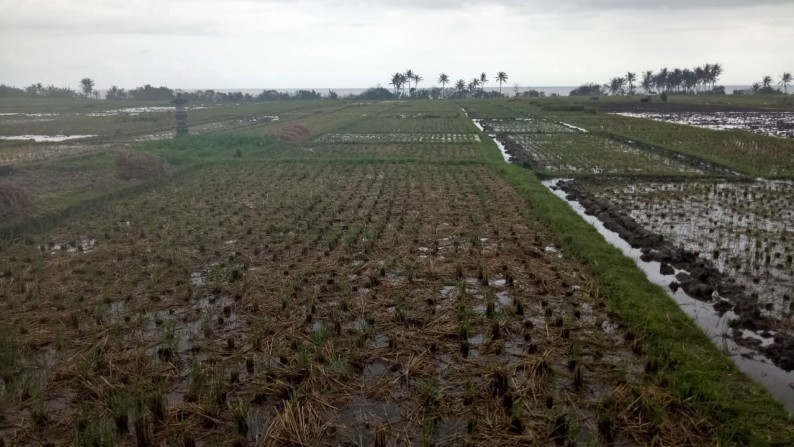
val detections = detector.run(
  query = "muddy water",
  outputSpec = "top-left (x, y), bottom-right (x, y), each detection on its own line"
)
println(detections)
top-left (543, 179), bottom-right (794, 411)
top-left (614, 112), bottom-right (794, 139)
top-left (0, 135), bottom-right (97, 142)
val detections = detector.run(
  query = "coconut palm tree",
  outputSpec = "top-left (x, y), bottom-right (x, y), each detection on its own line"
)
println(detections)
top-left (641, 70), bottom-right (654, 94)
top-left (479, 73), bottom-right (488, 95)
top-left (683, 69), bottom-right (697, 94)
top-left (404, 69), bottom-right (415, 94)
top-left (455, 79), bottom-right (466, 96)
top-left (390, 72), bottom-right (404, 96)
top-left (762, 75), bottom-right (773, 89)
top-left (625, 72), bottom-right (636, 95)
top-left (412, 73), bottom-right (423, 94)
top-left (80, 77), bottom-right (95, 97)
top-left (655, 68), bottom-right (669, 93)
top-left (607, 77), bottom-right (626, 95)
top-left (438, 73), bottom-right (450, 98)
top-left (710, 63), bottom-right (723, 90)
top-left (495, 71), bottom-right (508, 95)
top-left (469, 78), bottom-right (480, 98)
top-left (780, 72), bottom-right (792, 94)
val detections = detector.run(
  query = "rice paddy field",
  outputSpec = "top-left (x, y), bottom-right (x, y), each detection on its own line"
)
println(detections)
top-left (1, 96), bottom-right (793, 446)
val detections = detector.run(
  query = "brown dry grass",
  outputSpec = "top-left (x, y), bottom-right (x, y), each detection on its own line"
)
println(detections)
top-left (0, 183), bottom-right (35, 220)
top-left (115, 150), bottom-right (166, 180)
top-left (275, 125), bottom-right (312, 142)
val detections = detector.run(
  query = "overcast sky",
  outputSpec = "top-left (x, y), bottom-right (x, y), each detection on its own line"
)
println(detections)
top-left (1, 0), bottom-right (792, 90)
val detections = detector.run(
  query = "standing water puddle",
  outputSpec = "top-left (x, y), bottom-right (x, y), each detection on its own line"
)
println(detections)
top-left (543, 179), bottom-right (794, 411)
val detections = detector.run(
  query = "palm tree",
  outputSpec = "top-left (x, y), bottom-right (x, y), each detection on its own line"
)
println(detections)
top-left (455, 79), bottom-right (466, 96)
top-left (469, 78), bottom-right (480, 98)
top-left (404, 69), bottom-right (415, 94)
top-left (412, 73), bottom-right (423, 94)
top-left (656, 68), bottom-right (668, 93)
top-left (438, 73), bottom-right (450, 98)
top-left (625, 72), bottom-right (636, 95)
top-left (694, 66), bottom-right (706, 93)
top-left (641, 70), bottom-right (654, 94)
top-left (80, 77), bottom-right (95, 97)
top-left (608, 77), bottom-right (626, 95)
top-left (683, 69), bottom-right (697, 94)
top-left (780, 72), bottom-right (792, 94)
top-left (710, 63), bottom-right (723, 90)
top-left (390, 72), bottom-right (404, 96)
top-left (496, 71), bottom-right (508, 95)
top-left (479, 73), bottom-right (488, 95)
top-left (752, 82), bottom-right (761, 94)
top-left (762, 75), bottom-right (773, 89)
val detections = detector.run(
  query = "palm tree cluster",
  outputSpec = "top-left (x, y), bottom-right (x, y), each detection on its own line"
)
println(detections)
top-left (606, 63), bottom-right (723, 95)
top-left (749, 72), bottom-right (792, 94)
top-left (389, 69), bottom-right (508, 98)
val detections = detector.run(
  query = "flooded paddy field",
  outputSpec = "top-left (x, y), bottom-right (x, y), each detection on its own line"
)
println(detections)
top-left (497, 132), bottom-right (708, 176)
top-left (557, 178), bottom-right (794, 368)
top-left (0, 162), bottom-right (712, 446)
top-left (550, 112), bottom-right (794, 178)
top-left (1, 97), bottom-right (792, 445)
top-left (615, 111), bottom-right (794, 139)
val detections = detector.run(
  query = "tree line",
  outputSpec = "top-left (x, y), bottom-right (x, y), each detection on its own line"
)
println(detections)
top-left (569, 64), bottom-right (791, 97)
top-left (388, 70), bottom-right (512, 99)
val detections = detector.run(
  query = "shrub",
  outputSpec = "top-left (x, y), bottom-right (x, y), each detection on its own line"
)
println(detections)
top-left (115, 151), bottom-right (166, 180)
top-left (0, 184), bottom-right (35, 220)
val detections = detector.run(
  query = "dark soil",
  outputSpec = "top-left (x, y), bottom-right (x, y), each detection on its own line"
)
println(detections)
top-left (556, 179), bottom-right (794, 371)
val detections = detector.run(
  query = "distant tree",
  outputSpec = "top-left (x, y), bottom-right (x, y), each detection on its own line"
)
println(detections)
top-left (469, 78), bottom-right (480, 98)
top-left (625, 72), bottom-right (636, 94)
top-left (694, 66), bottom-right (706, 92)
top-left (0, 84), bottom-right (26, 98)
top-left (479, 72), bottom-right (488, 94)
top-left (496, 71), bottom-right (508, 95)
top-left (438, 73), bottom-right (450, 98)
top-left (569, 83), bottom-right (603, 96)
top-left (356, 87), bottom-right (395, 100)
top-left (80, 77), bottom-right (95, 97)
top-left (455, 79), bottom-right (466, 97)
top-left (327, 90), bottom-right (339, 100)
top-left (106, 85), bottom-right (127, 100)
top-left (128, 84), bottom-right (174, 101)
top-left (641, 71), bottom-right (654, 93)
top-left (412, 73), bottom-right (423, 95)
top-left (682, 69), bottom-right (697, 94)
top-left (762, 75), bottom-right (773, 89)
top-left (294, 89), bottom-right (322, 100)
top-left (781, 72), bottom-right (792, 94)
top-left (404, 69), bottom-right (415, 95)
top-left (709, 63), bottom-right (723, 90)
top-left (25, 83), bottom-right (43, 97)
top-left (655, 68), bottom-right (668, 93)
top-left (389, 72), bottom-right (404, 96)
top-left (43, 85), bottom-right (77, 98)
top-left (607, 77), bottom-right (626, 95)
top-left (752, 82), bottom-right (761, 94)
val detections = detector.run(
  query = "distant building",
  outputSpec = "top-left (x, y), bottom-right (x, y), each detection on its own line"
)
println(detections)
top-left (171, 94), bottom-right (189, 136)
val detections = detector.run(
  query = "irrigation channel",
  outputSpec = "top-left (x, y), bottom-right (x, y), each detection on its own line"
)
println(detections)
top-left (543, 179), bottom-right (794, 411)
top-left (469, 116), bottom-right (794, 411)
